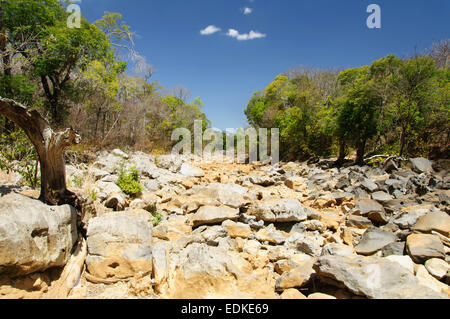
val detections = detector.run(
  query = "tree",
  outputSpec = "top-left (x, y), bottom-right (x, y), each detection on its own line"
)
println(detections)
top-left (336, 66), bottom-right (382, 165)
top-left (3, 0), bottom-right (112, 125)
top-left (0, 97), bottom-right (80, 205)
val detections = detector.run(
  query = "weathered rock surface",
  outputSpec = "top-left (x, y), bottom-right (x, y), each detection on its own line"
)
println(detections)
top-left (409, 157), bottom-right (434, 174)
top-left (166, 243), bottom-right (277, 299)
top-left (191, 205), bottom-right (240, 227)
top-left (247, 198), bottom-right (310, 223)
top-left (406, 234), bottom-right (446, 264)
top-left (314, 255), bottom-right (448, 299)
top-left (86, 211), bottom-right (153, 279)
top-left (0, 193), bottom-right (77, 277)
top-left (355, 228), bottom-right (398, 256)
top-left (179, 163), bottom-right (205, 177)
top-left (412, 211), bottom-right (450, 237)
top-left (2, 151), bottom-right (449, 299)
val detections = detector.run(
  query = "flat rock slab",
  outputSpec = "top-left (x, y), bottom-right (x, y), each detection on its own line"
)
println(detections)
top-left (275, 260), bottom-right (316, 290)
top-left (86, 211), bottom-right (153, 279)
top-left (179, 163), bottom-right (205, 177)
top-left (0, 193), bottom-right (78, 277)
top-left (406, 234), bottom-right (445, 264)
top-left (409, 157), bottom-right (433, 174)
top-left (354, 199), bottom-right (386, 221)
top-left (425, 258), bottom-right (450, 280)
top-left (355, 228), bottom-right (398, 256)
top-left (247, 198), bottom-right (310, 223)
top-left (314, 255), bottom-right (448, 299)
top-left (393, 205), bottom-right (432, 230)
top-left (192, 205), bottom-right (240, 227)
top-left (412, 211), bottom-right (450, 237)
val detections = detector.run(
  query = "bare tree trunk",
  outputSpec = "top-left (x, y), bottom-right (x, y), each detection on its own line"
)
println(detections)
top-left (356, 139), bottom-right (366, 166)
top-left (0, 97), bottom-right (81, 206)
top-left (336, 138), bottom-right (346, 166)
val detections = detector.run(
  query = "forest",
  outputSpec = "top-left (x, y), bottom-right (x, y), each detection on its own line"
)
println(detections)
top-left (245, 43), bottom-right (449, 164)
top-left (0, 0), bottom-right (210, 192)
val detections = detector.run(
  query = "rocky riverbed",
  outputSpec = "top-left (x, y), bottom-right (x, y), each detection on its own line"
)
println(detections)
top-left (0, 150), bottom-right (449, 299)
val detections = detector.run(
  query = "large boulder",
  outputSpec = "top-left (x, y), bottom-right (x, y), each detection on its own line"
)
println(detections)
top-left (355, 228), bottom-right (398, 256)
top-left (185, 183), bottom-right (251, 209)
top-left (354, 199), bottom-right (388, 224)
top-left (155, 155), bottom-right (183, 173)
top-left (409, 158), bottom-right (434, 174)
top-left (314, 255), bottom-right (448, 299)
top-left (86, 211), bottom-right (153, 279)
top-left (412, 211), bottom-right (450, 237)
top-left (247, 198), bottom-right (311, 223)
top-left (166, 243), bottom-right (277, 299)
top-left (191, 206), bottom-right (240, 227)
top-left (392, 205), bottom-right (433, 230)
top-left (0, 193), bottom-right (78, 277)
top-left (406, 233), bottom-right (445, 264)
top-left (179, 163), bottom-right (204, 178)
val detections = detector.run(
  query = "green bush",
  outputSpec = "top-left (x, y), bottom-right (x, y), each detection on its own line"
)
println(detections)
top-left (89, 189), bottom-right (98, 201)
top-left (0, 129), bottom-right (40, 188)
top-left (151, 211), bottom-right (163, 227)
top-left (117, 166), bottom-right (143, 196)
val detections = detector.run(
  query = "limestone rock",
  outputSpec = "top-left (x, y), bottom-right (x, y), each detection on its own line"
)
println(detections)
top-left (280, 289), bottom-right (307, 299)
top-left (308, 292), bottom-right (337, 299)
top-left (275, 259), bottom-right (316, 290)
top-left (425, 258), bottom-right (449, 280)
top-left (0, 193), bottom-right (77, 277)
top-left (393, 205), bottom-right (432, 230)
top-left (155, 155), bottom-right (183, 173)
top-left (416, 265), bottom-right (450, 295)
top-left (152, 241), bottom-right (170, 293)
top-left (381, 242), bottom-right (405, 257)
top-left (86, 211), bottom-right (153, 279)
top-left (255, 224), bottom-right (288, 245)
top-left (347, 215), bottom-right (373, 229)
top-left (104, 192), bottom-right (126, 211)
top-left (409, 157), bottom-right (433, 174)
top-left (166, 243), bottom-right (277, 299)
top-left (412, 211), bottom-right (450, 237)
top-left (179, 163), bottom-right (204, 177)
top-left (248, 198), bottom-right (310, 223)
top-left (187, 183), bottom-right (251, 209)
top-left (222, 220), bottom-right (252, 239)
top-left (385, 255), bottom-right (415, 274)
top-left (191, 205), bottom-right (240, 227)
top-left (314, 255), bottom-right (448, 299)
top-left (321, 243), bottom-right (354, 257)
top-left (406, 233), bottom-right (446, 264)
top-left (355, 228), bottom-right (398, 256)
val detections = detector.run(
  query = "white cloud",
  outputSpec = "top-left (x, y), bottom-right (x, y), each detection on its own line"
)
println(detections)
top-left (200, 25), bottom-right (221, 35)
top-left (227, 29), bottom-right (266, 41)
top-left (243, 7), bottom-right (253, 15)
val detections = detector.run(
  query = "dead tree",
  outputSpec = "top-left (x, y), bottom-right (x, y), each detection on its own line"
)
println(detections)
top-left (0, 97), bottom-right (81, 206)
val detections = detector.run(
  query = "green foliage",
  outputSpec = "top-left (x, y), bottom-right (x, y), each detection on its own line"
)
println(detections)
top-left (146, 204), bottom-right (163, 227)
top-left (89, 189), bottom-right (98, 201)
top-left (72, 175), bottom-right (84, 188)
top-left (4, 0), bottom-right (114, 124)
top-left (246, 52), bottom-right (448, 162)
top-left (0, 129), bottom-right (39, 187)
top-left (117, 166), bottom-right (143, 196)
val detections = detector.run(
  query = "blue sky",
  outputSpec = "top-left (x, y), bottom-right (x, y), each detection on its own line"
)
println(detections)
top-left (81, 0), bottom-right (449, 130)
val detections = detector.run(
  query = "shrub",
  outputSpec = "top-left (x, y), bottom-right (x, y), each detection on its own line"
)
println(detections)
top-left (117, 166), bottom-right (143, 196)
top-left (89, 189), bottom-right (98, 201)
top-left (0, 129), bottom-right (40, 188)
